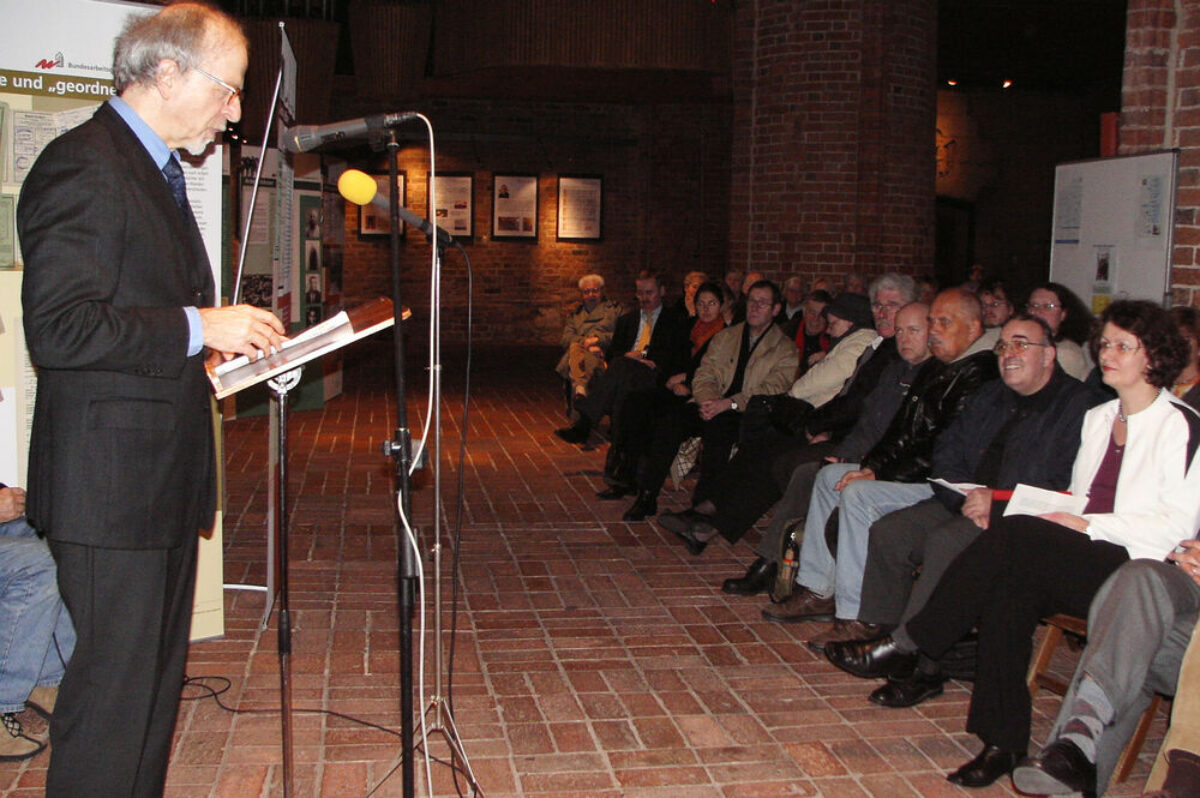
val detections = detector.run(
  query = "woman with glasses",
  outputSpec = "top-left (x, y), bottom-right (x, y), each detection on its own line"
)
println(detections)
top-left (825, 299), bottom-right (1200, 790)
top-left (605, 282), bottom-right (727, 519)
top-left (1026, 282), bottom-right (1093, 380)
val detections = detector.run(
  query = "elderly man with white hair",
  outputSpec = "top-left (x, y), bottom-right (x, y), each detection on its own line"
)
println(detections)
top-left (557, 273), bottom-right (623, 399)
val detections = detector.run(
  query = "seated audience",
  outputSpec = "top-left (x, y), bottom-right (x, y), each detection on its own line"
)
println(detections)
top-left (713, 301), bottom-right (930, 592)
top-left (825, 300), bottom-right (1200, 790)
top-left (778, 276), bottom-right (806, 339)
top-left (723, 270), bottom-right (744, 301)
top-left (726, 271), bottom-right (765, 325)
top-left (978, 278), bottom-right (1014, 329)
top-left (761, 288), bottom-right (998, 626)
top-left (676, 271), bottom-right (709, 319)
top-left (0, 484), bottom-right (75, 761)
top-left (622, 280), bottom-right (798, 521)
top-left (783, 292), bottom-right (876, 409)
top-left (843, 273), bottom-right (866, 296)
top-left (1012, 547), bottom-right (1200, 796)
top-left (964, 262), bottom-right (986, 293)
top-left (917, 275), bottom-right (939, 305)
top-left (1169, 306), bottom-right (1200, 406)
top-left (556, 273), bottom-right (623, 399)
top-left (598, 281), bottom-right (726, 504)
top-left (555, 271), bottom-right (689, 447)
top-left (794, 290), bottom-right (832, 375)
top-left (824, 315), bottom-right (1100, 690)
top-left (1026, 282), bottom-right (1093, 380)
top-left (659, 290), bottom-right (875, 550)
top-left (661, 275), bottom-right (915, 586)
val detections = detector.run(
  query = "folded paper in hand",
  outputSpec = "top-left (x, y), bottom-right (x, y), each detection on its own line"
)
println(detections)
top-left (1003, 483), bottom-right (1086, 517)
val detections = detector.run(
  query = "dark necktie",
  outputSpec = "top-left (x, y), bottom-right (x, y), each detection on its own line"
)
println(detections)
top-left (162, 157), bottom-right (190, 216)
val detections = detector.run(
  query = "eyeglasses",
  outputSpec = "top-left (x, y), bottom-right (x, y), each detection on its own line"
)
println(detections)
top-left (1026, 301), bottom-right (1060, 312)
top-left (192, 65), bottom-right (243, 105)
top-left (994, 339), bottom-right (1050, 355)
top-left (695, 299), bottom-right (721, 309)
top-left (981, 300), bottom-right (1010, 309)
top-left (1097, 339), bottom-right (1143, 354)
top-left (746, 298), bottom-right (775, 309)
top-left (872, 301), bottom-right (903, 311)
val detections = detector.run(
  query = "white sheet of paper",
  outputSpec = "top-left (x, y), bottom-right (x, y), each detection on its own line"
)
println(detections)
top-left (928, 477), bottom-right (987, 496)
top-left (1003, 483), bottom-right (1087, 517)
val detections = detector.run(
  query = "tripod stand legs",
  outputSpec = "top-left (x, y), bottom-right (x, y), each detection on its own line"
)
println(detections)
top-left (423, 696), bottom-right (485, 796)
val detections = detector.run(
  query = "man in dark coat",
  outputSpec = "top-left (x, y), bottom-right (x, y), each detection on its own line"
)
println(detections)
top-left (18, 4), bottom-right (285, 794)
top-left (554, 271), bottom-right (689, 453)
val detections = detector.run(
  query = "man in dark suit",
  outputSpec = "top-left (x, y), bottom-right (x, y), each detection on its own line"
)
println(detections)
top-left (18, 4), bottom-right (285, 795)
top-left (554, 271), bottom-right (689, 458)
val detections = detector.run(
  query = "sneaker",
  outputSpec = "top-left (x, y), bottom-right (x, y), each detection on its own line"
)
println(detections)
top-left (0, 713), bottom-right (45, 762)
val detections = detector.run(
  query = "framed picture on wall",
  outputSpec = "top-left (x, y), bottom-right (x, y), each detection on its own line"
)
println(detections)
top-left (492, 174), bottom-right (538, 240)
top-left (428, 172), bottom-right (474, 241)
top-left (358, 172), bottom-right (405, 237)
top-left (557, 175), bottom-right (603, 242)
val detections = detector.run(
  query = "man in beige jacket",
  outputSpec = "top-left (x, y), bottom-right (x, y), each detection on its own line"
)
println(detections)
top-left (624, 280), bottom-right (799, 521)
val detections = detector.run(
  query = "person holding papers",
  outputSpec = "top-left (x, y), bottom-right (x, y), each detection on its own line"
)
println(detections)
top-left (825, 300), bottom-right (1200, 790)
top-left (820, 314), bottom-right (1101, 687)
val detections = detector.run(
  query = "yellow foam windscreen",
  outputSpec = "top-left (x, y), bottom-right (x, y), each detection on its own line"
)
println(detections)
top-left (337, 169), bottom-right (378, 206)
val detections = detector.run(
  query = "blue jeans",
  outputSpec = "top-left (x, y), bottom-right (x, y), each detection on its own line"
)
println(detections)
top-left (0, 517), bottom-right (75, 713)
top-left (797, 463), bottom-right (933, 619)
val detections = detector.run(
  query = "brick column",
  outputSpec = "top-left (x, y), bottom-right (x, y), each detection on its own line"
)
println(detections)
top-left (1123, 0), bottom-right (1200, 304)
top-left (729, 0), bottom-right (937, 286)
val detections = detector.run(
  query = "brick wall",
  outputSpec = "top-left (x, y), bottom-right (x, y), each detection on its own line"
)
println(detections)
top-left (728, 0), bottom-right (937, 289)
top-left (338, 98), bottom-right (730, 344)
top-left (1123, 0), bottom-right (1200, 305)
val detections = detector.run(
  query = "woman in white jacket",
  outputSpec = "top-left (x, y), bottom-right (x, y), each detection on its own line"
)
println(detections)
top-left (825, 300), bottom-right (1200, 790)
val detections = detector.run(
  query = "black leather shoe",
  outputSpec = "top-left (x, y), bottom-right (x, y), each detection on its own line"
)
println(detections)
top-left (657, 509), bottom-right (708, 536)
top-left (824, 635), bottom-right (917, 680)
top-left (554, 424), bottom-right (590, 445)
top-left (722, 558), bottom-right (778, 596)
top-left (665, 521), bottom-right (709, 555)
top-left (596, 484), bottom-right (635, 500)
top-left (1012, 739), bottom-right (1097, 796)
top-left (868, 670), bottom-right (946, 708)
top-left (622, 491), bottom-right (658, 521)
top-left (947, 744), bottom-right (1021, 788)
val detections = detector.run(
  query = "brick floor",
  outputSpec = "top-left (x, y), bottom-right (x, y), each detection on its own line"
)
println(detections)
top-left (0, 343), bottom-right (1168, 797)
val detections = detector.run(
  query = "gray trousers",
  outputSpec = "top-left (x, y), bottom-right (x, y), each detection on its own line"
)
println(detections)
top-left (753, 460), bottom-right (824, 562)
top-left (856, 498), bottom-right (982, 626)
top-left (1050, 559), bottom-right (1200, 795)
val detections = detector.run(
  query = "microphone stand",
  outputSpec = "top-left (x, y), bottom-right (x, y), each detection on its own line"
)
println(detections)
top-left (377, 128), bottom-right (418, 798)
top-left (421, 232), bottom-right (483, 796)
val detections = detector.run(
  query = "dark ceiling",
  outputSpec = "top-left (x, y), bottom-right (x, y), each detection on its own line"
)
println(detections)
top-left (938, 0), bottom-right (1128, 108)
top-left (207, 1), bottom-right (1129, 110)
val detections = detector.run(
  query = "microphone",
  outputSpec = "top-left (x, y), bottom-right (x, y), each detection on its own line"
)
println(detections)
top-left (281, 112), bottom-right (419, 153)
top-left (338, 168), bottom-right (455, 247)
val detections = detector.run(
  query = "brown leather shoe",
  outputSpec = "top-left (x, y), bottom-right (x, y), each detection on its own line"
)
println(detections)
top-left (805, 619), bottom-right (884, 653)
top-left (760, 587), bottom-right (834, 623)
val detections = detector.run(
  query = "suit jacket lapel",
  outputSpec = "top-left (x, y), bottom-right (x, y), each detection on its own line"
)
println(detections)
top-left (97, 105), bottom-right (214, 308)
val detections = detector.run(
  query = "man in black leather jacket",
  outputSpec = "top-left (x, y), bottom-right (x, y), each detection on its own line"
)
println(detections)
top-left (820, 315), bottom-right (1103, 707)
top-left (762, 288), bottom-right (998, 624)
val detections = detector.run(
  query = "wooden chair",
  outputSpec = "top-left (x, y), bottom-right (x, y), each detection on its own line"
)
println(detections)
top-left (1027, 613), bottom-right (1164, 783)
